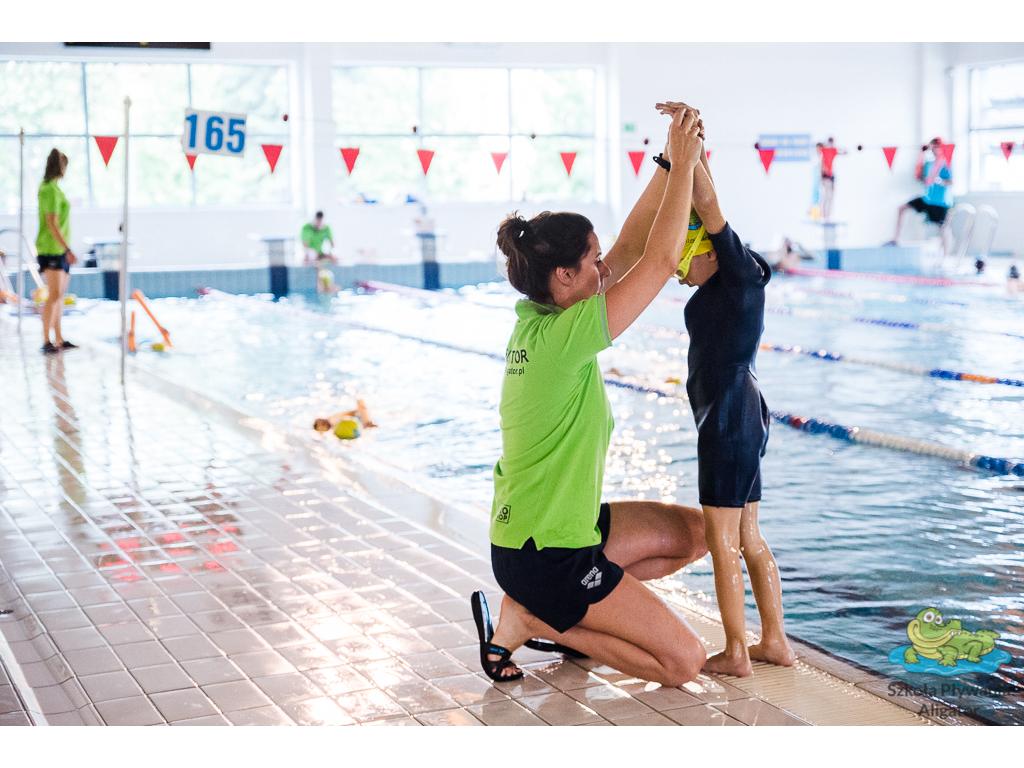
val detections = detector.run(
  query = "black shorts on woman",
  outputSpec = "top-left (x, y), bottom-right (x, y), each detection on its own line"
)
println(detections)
top-left (37, 253), bottom-right (69, 274)
top-left (685, 223), bottom-right (771, 508)
top-left (492, 503), bottom-right (624, 633)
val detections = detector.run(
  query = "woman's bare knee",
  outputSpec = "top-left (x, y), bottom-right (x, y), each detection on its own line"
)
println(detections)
top-left (671, 505), bottom-right (707, 561)
top-left (658, 634), bottom-right (704, 686)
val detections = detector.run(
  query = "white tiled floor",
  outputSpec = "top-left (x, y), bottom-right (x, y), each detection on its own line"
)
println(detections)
top-left (0, 323), bottom-right (942, 726)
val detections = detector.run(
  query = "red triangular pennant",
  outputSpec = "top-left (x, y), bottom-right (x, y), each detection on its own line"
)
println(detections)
top-left (491, 152), bottom-right (508, 174)
top-left (627, 151), bottom-right (645, 177)
top-left (706, 149), bottom-right (712, 161)
top-left (340, 147), bottom-right (360, 174)
top-left (939, 142), bottom-right (955, 166)
top-left (560, 151), bottom-right (577, 176)
top-left (758, 148), bottom-right (776, 174)
top-left (1000, 141), bottom-right (1015, 161)
top-left (261, 144), bottom-right (283, 173)
top-left (94, 136), bottom-right (118, 167)
top-left (882, 146), bottom-right (898, 169)
top-left (417, 149), bottom-right (434, 175)
top-left (819, 146), bottom-right (838, 176)
top-left (185, 154), bottom-right (197, 171)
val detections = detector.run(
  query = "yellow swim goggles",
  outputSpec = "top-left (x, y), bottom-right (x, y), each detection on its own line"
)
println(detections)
top-left (676, 213), bottom-right (714, 282)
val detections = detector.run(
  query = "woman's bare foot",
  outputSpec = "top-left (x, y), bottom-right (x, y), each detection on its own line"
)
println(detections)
top-left (702, 649), bottom-right (753, 677)
top-left (488, 596), bottom-right (535, 679)
top-left (748, 638), bottom-right (796, 667)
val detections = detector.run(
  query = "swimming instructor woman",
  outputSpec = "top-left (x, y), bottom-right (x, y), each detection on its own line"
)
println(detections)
top-left (471, 106), bottom-right (709, 685)
top-left (36, 148), bottom-right (78, 354)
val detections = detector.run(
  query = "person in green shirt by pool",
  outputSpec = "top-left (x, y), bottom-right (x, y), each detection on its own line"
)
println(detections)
top-left (301, 211), bottom-right (338, 293)
top-left (36, 148), bottom-right (78, 354)
top-left (470, 105), bottom-right (711, 686)
top-left (300, 211), bottom-right (335, 265)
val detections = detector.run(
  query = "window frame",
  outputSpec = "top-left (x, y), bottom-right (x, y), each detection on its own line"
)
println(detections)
top-left (332, 63), bottom-right (600, 204)
top-left (966, 60), bottom-right (1024, 194)
top-left (0, 58), bottom-right (292, 210)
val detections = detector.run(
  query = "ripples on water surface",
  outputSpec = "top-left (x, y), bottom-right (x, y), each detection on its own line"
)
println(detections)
top-left (77, 273), bottom-right (1024, 723)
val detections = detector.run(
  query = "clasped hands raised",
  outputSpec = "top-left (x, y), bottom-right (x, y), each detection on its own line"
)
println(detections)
top-left (656, 100), bottom-right (705, 171)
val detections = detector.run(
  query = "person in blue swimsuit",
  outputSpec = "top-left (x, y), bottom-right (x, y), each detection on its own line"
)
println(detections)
top-left (659, 101), bottom-right (795, 677)
top-left (886, 137), bottom-right (953, 256)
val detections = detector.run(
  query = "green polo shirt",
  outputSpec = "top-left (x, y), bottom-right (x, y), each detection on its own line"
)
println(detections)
top-left (301, 223), bottom-right (333, 254)
top-left (491, 293), bottom-right (614, 550)
top-left (36, 181), bottom-right (70, 255)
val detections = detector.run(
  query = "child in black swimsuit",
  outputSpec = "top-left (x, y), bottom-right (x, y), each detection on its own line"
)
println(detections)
top-left (659, 100), bottom-right (796, 678)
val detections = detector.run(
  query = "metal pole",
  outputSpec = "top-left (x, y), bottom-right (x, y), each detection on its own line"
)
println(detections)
top-left (119, 97), bottom-right (131, 385)
top-left (17, 128), bottom-right (24, 325)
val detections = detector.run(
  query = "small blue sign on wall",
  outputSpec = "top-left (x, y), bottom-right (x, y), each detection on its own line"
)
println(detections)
top-left (757, 133), bottom-right (812, 162)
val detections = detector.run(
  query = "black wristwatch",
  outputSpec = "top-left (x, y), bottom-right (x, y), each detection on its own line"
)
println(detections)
top-left (653, 153), bottom-right (671, 172)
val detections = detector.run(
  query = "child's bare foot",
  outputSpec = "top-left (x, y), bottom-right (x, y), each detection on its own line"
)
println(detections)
top-left (702, 649), bottom-right (753, 677)
top-left (748, 639), bottom-right (796, 667)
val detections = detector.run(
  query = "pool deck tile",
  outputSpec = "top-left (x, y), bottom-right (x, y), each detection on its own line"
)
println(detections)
top-left (0, 325), bottom-right (958, 726)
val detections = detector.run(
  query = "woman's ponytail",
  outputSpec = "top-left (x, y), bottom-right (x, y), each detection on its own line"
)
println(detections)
top-left (496, 210), bottom-right (593, 304)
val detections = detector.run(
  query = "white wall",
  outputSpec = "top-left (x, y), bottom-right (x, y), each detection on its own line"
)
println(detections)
top-left (615, 43), bottom-right (925, 252)
top-left (2, 42), bottom-right (1020, 268)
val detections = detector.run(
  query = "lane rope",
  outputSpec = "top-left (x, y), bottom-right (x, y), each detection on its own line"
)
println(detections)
top-left (335, 302), bottom-right (1024, 477)
top-left (337, 317), bottom-right (678, 399)
top-left (770, 410), bottom-right (1024, 477)
top-left (758, 343), bottom-right (1024, 388)
top-left (771, 284), bottom-right (968, 308)
top-left (657, 293), bottom-right (1024, 342)
top-left (362, 281), bottom-right (1024, 387)
top-left (781, 266), bottom-right (997, 288)
top-left (763, 305), bottom-right (1024, 342)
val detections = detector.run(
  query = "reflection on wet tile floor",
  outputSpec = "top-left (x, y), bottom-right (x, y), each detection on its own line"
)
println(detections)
top-left (0, 326), bottom-right (932, 725)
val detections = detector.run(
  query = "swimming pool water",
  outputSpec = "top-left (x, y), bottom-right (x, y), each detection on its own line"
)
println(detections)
top-left (68, 272), bottom-right (1024, 724)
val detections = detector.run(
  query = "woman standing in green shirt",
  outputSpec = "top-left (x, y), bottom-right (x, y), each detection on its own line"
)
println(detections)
top-left (472, 106), bottom-right (710, 686)
top-left (36, 148), bottom-right (78, 354)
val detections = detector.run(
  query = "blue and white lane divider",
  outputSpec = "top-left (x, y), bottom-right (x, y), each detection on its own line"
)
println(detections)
top-left (334, 315), bottom-right (1024, 478)
top-left (759, 343), bottom-right (1024, 388)
top-left (772, 284), bottom-right (969, 308)
top-left (764, 306), bottom-right (1024, 342)
top-left (337, 319), bottom-right (677, 399)
top-left (771, 411), bottom-right (1024, 477)
top-left (363, 281), bottom-right (1024, 387)
top-left (660, 293), bottom-right (1023, 340)
top-left (642, 324), bottom-right (1024, 389)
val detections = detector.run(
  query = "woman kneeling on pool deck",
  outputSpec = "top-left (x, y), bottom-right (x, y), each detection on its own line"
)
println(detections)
top-left (470, 106), bottom-right (709, 686)
top-left (659, 101), bottom-right (795, 677)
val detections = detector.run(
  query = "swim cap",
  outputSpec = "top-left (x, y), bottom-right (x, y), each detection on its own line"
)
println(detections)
top-left (334, 417), bottom-right (362, 440)
top-left (676, 212), bottom-right (713, 282)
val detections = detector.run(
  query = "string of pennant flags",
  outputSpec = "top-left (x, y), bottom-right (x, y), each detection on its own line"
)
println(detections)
top-left (88, 134), bottom-right (1022, 178)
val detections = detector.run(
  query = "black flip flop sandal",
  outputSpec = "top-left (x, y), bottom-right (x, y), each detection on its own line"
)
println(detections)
top-left (524, 638), bottom-right (589, 659)
top-left (470, 590), bottom-right (523, 682)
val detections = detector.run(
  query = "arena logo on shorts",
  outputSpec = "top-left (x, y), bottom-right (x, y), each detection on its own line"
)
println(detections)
top-left (581, 566), bottom-right (602, 590)
top-left (505, 348), bottom-right (529, 377)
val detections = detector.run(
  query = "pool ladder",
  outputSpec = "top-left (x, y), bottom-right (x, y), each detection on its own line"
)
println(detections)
top-left (937, 203), bottom-right (999, 274)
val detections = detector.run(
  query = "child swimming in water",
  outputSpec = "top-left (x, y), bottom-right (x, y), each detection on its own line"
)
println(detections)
top-left (312, 398), bottom-right (376, 432)
top-left (658, 101), bottom-right (795, 677)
